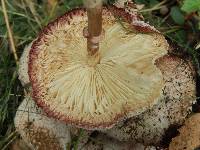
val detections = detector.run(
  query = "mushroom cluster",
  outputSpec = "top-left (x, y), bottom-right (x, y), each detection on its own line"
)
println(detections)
top-left (15, 0), bottom-right (196, 149)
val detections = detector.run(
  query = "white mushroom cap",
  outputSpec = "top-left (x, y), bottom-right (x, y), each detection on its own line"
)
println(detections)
top-left (28, 6), bottom-right (168, 129)
top-left (18, 42), bottom-right (33, 86)
top-left (14, 95), bottom-right (71, 150)
top-left (169, 113), bottom-right (200, 150)
top-left (104, 55), bottom-right (196, 145)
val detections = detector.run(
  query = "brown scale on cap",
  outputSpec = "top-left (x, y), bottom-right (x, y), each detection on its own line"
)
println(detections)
top-left (24, 124), bottom-right (61, 150)
top-left (14, 96), bottom-right (71, 150)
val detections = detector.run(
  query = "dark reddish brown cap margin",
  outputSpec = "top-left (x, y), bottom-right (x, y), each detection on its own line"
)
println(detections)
top-left (28, 5), bottom-right (164, 130)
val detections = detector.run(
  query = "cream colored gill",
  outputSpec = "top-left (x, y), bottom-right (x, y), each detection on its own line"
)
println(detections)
top-left (100, 23), bottom-right (167, 65)
top-left (38, 17), bottom-right (167, 118)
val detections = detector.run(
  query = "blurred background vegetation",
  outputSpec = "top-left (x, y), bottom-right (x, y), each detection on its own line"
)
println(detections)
top-left (0, 0), bottom-right (200, 149)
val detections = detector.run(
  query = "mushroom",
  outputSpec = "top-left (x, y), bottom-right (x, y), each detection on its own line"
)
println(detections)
top-left (14, 95), bottom-right (71, 150)
top-left (104, 54), bottom-right (196, 145)
top-left (28, 5), bottom-right (168, 130)
top-left (18, 42), bottom-right (33, 86)
top-left (169, 113), bottom-right (200, 150)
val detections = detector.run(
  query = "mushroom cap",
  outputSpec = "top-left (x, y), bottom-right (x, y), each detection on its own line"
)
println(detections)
top-left (18, 42), bottom-right (33, 86)
top-left (14, 95), bottom-right (71, 150)
top-left (28, 6), bottom-right (168, 129)
top-left (169, 113), bottom-right (200, 150)
top-left (104, 55), bottom-right (196, 145)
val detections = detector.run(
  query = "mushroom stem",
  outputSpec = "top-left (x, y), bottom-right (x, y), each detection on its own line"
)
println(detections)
top-left (83, 0), bottom-right (103, 56)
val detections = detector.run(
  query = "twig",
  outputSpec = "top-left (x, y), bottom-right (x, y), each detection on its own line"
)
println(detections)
top-left (1, 0), bottom-right (19, 64)
top-left (153, 0), bottom-right (167, 8)
top-left (139, 0), bottom-right (167, 13)
top-left (139, 5), bottom-right (165, 13)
